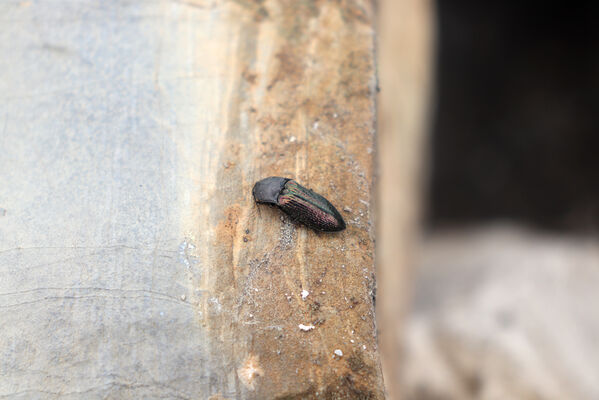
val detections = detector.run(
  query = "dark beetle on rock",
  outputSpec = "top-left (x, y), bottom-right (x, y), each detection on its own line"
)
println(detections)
top-left (252, 177), bottom-right (346, 232)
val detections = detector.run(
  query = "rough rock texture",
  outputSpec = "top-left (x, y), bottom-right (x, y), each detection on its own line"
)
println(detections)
top-left (403, 225), bottom-right (599, 400)
top-left (0, 1), bottom-right (383, 398)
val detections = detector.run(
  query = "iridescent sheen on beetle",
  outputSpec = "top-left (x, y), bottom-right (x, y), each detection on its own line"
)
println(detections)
top-left (252, 177), bottom-right (346, 232)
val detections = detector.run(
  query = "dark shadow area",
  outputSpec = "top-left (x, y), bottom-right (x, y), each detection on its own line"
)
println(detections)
top-left (428, 1), bottom-right (599, 232)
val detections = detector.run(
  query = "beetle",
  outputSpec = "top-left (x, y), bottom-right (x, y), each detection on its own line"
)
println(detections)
top-left (252, 177), bottom-right (346, 232)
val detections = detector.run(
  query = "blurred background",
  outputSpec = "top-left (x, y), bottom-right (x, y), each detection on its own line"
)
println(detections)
top-left (390, 1), bottom-right (599, 399)
top-left (429, 1), bottom-right (599, 232)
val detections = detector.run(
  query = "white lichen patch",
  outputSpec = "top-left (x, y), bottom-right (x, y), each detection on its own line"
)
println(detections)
top-left (298, 324), bottom-right (315, 331)
top-left (209, 297), bottom-right (222, 312)
top-left (238, 354), bottom-right (264, 390)
top-left (178, 238), bottom-right (196, 269)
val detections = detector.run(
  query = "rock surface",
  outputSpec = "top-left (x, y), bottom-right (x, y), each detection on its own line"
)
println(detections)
top-left (0, 1), bottom-right (383, 398)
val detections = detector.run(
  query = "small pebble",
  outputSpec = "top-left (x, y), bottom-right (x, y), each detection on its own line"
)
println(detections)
top-left (334, 349), bottom-right (343, 357)
top-left (299, 324), bottom-right (315, 331)
top-left (180, 295), bottom-right (186, 301)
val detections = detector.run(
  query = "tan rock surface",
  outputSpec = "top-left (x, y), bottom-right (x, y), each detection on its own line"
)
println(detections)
top-left (0, 0), bottom-right (383, 398)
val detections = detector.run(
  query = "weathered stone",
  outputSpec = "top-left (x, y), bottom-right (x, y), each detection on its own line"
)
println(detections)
top-left (0, 0), bottom-right (384, 398)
